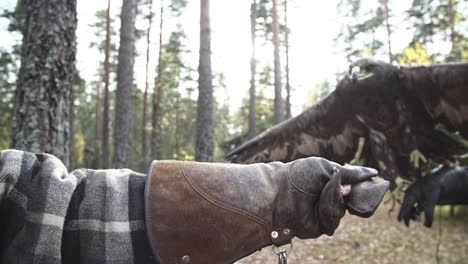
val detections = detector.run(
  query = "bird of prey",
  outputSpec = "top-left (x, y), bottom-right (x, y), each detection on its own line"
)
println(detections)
top-left (225, 59), bottom-right (468, 188)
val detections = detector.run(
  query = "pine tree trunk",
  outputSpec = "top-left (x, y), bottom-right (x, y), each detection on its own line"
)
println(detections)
top-left (272, 0), bottom-right (283, 124)
top-left (195, 0), bottom-right (214, 162)
top-left (69, 74), bottom-right (75, 168)
top-left (151, 0), bottom-right (164, 160)
top-left (383, 0), bottom-right (393, 63)
top-left (175, 91), bottom-right (181, 159)
top-left (93, 82), bottom-right (101, 169)
top-left (447, 0), bottom-right (460, 61)
top-left (102, 0), bottom-right (111, 168)
top-left (142, 0), bottom-right (154, 169)
top-left (12, 0), bottom-right (77, 165)
top-left (284, 0), bottom-right (291, 119)
top-left (113, 0), bottom-right (136, 168)
top-left (248, 0), bottom-right (257, 139)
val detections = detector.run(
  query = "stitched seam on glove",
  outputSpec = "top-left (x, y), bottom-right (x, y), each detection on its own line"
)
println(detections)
top-left (178, 161), bottom-right (272, 236)
top-left (286, 160), bottom-right (321, 197)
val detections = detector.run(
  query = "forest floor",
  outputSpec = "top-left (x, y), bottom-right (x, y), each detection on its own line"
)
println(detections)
top-left (236, 201), bottom-right (468, 264)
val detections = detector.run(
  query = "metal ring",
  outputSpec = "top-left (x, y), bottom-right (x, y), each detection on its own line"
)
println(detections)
top-left (272, 241), bottom-right (294, 255)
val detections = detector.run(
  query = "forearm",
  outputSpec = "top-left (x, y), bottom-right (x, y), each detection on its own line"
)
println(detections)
top-left (145, 158), bottom-right (388, 263)
top-left (0, 150), bottom-right (77, 263)
top-left (0, 149), bottom-right (155, 264)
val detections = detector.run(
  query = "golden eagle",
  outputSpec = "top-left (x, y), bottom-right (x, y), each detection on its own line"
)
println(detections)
top-left (225, 59), bottom-right (468, 188)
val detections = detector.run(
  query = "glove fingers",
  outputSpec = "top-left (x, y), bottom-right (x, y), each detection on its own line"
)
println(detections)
top-left (339, 165), bottom-right (378, 185)
top-left (346, 180), bottom-right (389, 218)
top-left (318, 172), bottom-right (346, 236)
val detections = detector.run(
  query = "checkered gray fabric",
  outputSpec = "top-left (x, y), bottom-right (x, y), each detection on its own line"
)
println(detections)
top-left (0, 149), bottom-right (157, 264)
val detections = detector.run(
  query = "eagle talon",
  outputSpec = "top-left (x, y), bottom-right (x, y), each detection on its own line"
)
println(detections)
top-left (409, 149), bottom-right (427, 168)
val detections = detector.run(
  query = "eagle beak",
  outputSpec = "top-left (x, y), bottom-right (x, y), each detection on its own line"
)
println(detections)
top-left (350, 65), bottom-right (374, 81)
top-left (351, 66), bottom-right (360, 80)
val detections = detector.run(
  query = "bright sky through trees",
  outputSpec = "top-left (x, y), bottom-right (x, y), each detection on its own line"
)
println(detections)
top-left (1, 0), bottom-right (416, 115)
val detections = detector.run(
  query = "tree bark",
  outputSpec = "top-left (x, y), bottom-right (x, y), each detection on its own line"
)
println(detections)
top-left (248, 0), bottom-right (257, 139)
top-left (113, 0), bottom-right (136, 168)
top-left (11, 0), bottom-right (77, 166)
top-left (383, 0), bottom-right (393, 63)
top-left (102, 0), bottom-right (111, 168)
top-left (284, 0), bottom-right (291, 119)
top-left (195, 0), bottom-right (214, 162)
top-left (151, 0), bottom-right (164, 160)
top-left (142, 0), bottom-right (154, 170)
top-left (93, 81), bottom-right (101, 169)
top-left (447, 0), bottom-right (460, 61)
top-left (69, 72), bottom-right (75, 168)
top-left (272, 0), bottom-right (283, 124)
top-left (175, 92), bottom-right (181, 159)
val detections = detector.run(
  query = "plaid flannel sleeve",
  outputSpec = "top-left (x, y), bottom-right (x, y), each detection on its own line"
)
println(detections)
top-left (0, 149), bottom-right (156, 264)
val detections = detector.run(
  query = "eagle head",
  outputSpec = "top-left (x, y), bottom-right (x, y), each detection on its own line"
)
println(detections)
top-left (336, 59), bottom-right (403, 130)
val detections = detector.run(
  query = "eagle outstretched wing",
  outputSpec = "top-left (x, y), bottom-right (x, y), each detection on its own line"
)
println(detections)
top-left (225, 92), bottom-right (368, 164)
top-left (400, 63), bottom-right (468, 138)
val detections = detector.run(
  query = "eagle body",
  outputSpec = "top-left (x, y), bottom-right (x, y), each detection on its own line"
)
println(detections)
top-left (226, 59), bottom-right (468, 187)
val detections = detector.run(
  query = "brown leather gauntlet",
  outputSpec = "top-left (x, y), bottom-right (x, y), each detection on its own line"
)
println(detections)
top-left (145, 157), bottom-right (388, 263)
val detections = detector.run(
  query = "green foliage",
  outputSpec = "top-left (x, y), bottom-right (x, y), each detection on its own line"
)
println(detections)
top-left (407, 0), bottom-right (437, 45)
top-left (153, 25), bottom-right (199, 161)
top-left (170, 95), bottom-right (198, 160)
top-left (256, 0), bottom-right (289, 44)
top-left (305, 80), bottom-right (334, 108)
top-left (71, 83), bottom-right (104, 169)
top-left (230, 66), bottom-right (275, 142)
top-left (462, 38), bottom-right (468, 61)
top-left (336, 0), bottom-right (388, 62)
top-left (214, 97), bottom-right (231, 161)
top-left (72, 131), bottom-right (86, 168)
top-left (397, 41), bottom-right (432, 64)
top-left (2, 0), bottom-right (25, 33)
top-left (1, 0), bottom-right (25, 54)
top-left (256, 0), bottom-right (273, 42)
top-left (405, 0), bottom-right (467, 62)
top-left (168, 0), bottom-right (187, 16)
top-left (1, 0), bottom-right (467, 167)
top-left (0, 51), bottom-right (15, 149)
top-left (89, 9), bottom-right (119, 78)
top-left (68, 7), bottom-right (119, 169)
top-left (70, 74), bottom-right (96, 169)
top-left (0, 0), bottom-right (25, 150)
top-left (131, 86), bottom-right (145, 169)
top-left (229, 91), bottom-right (275, 140)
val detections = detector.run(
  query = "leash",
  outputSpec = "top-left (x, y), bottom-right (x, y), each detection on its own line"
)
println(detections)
top-left (272, 241), bottom-right (293, 264)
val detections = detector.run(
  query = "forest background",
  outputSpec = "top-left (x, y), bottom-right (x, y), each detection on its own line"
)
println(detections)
top-left (0, 0), bottom-right (466, 172)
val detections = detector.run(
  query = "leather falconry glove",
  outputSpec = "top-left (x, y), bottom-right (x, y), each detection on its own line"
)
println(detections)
top-left (145, 157), bottom-right (389, 264)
